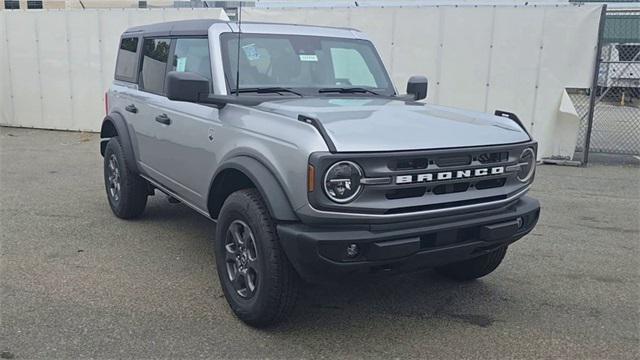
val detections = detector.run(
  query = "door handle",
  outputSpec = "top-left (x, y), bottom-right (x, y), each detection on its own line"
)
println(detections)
top-left (125, 104), bottom-right (138, 113)
top-left (155, 114), bottom-right (171, 125)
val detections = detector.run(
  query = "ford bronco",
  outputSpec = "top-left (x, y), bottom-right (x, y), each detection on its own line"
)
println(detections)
top-left (101, 19), bottom-right (540, 327)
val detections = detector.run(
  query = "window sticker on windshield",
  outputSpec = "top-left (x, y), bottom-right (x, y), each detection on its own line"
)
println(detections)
top-left (299, 54), bottom-right (318, 62)
top-left (242, 43), bottom-right (260, 61)
top-left (176, 57), bottom-right (187, 72)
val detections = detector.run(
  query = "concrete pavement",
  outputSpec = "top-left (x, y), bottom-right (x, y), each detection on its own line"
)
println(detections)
top-left (1, 127), bottom-right (638, 359)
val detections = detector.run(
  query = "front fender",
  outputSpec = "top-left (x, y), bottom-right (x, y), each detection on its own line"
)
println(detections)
top-left (212, 156), bottom-right (298, 222)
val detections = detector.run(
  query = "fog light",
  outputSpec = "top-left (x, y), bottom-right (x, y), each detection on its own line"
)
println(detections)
top-left (516, 217), bottom-right (524, 229)
top-left (346, 243), bottom-right (360, 258)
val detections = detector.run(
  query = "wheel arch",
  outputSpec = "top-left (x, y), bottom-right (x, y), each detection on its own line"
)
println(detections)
top-left (100, 112), bottom-right (139, 174)
top-left (207, 156), bottom-right (298, 222)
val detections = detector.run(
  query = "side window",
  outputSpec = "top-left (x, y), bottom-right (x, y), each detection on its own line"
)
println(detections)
top-left (330, 48), bottom-right (377, 87)
top-left (139, 38), bottom-right (171, 94)
top-left (171, 38), bottom-right (212, 90)
top-left (115, 37), bottom-right (139, 82)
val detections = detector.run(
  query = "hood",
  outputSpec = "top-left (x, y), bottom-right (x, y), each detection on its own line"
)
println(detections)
top-left (257, 97), bottom-right (530, 152)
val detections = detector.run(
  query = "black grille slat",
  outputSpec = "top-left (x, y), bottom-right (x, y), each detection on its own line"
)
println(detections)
top-left (389, 158), bottom-right (429, 171)
top-left (386, 187), bottom-right (426, 200)
top-left (477, 152), bottom-right (509, 164)
top-left (432, 182), bottom-right (470, 195)
top-left (475, 177), bottom-right (507, 190)
top-left (435, 155), bottom-right (471, 167)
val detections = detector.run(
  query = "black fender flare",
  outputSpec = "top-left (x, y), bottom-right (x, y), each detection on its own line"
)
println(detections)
top-left (100, 112), bottom-right (140, 174)
top-left (210, 156), bottom-right (298, 222)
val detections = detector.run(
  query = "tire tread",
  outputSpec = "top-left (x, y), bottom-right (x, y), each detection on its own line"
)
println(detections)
top-left (104, 137), bottom-right (147, 219)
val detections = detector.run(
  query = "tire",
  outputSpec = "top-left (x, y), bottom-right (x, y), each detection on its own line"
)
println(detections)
top-left (214, 188), bottom-right (299, 327)
top-left (103, 137), bottom-right (148, 219)
top-left (435, 246), bottom-right (508, 281)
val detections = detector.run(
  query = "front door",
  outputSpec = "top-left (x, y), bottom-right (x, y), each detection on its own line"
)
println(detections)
top-left (145, 37), bottom-right (222, 209)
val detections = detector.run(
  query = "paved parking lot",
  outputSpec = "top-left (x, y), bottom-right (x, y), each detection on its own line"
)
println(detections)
top-left (1, 127), bottom-right (638, 359)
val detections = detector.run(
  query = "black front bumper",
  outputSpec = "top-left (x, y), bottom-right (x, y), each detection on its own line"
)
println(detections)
top-left (277, 196), bottom-right (540, 283)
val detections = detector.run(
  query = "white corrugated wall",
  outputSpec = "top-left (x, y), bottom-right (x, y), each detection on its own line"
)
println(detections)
top-left (0, 8), bottom-right (228, 132)
top-left (1, 5), bottom-right (600, 159)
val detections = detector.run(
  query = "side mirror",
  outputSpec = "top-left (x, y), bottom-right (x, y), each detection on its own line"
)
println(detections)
top-left (166, 71), bottom-right (210, 103)
top-left (406, 75), bottom-right (428, 101)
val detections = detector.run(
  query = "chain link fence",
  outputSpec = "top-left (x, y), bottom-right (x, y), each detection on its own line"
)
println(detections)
top-left (571, 8), bottom-right (640, 158)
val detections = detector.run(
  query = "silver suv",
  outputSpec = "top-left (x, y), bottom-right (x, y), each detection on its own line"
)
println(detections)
top-left (101, 19), bottom-right (540, 327)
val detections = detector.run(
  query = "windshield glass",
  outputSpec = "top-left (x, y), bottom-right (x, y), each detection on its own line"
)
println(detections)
top-left (220, 33), bottom-right (395, 96)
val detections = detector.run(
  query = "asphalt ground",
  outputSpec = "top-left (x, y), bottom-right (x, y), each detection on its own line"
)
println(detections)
top-left (1, 127), bottom-right (639, 359)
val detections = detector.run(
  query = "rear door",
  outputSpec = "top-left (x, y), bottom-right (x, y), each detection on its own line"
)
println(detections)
top-left (110, 36), bottom-right (146, 162)
top-left (146, 37), bottom-right (222, 209)
top-left (133, 37), bottom-right (173, 181)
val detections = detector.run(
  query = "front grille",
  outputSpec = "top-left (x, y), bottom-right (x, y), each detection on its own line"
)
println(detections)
top-left (430, 176), bottom-right (508, 194)
top-left (384, 176), bottom-right (507, 200)
top-left (384, 195), bottom-right (508, 215)
top-left (308, 141), bottom-right (536, 215)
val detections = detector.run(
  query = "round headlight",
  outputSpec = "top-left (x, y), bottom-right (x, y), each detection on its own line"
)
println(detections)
top-left (517, 148), bottom-right (536, 182)
top-left (323, 161), bottom-right (363, 203)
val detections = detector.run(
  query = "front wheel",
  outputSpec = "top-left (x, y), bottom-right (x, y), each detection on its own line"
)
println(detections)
top-left (435, 246), bottom-right (508, 281)
top-left (214, 189), bottom-right (299, 327)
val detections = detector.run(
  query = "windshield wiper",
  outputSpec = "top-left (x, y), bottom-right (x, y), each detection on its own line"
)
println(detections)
top-left (232, 87), bottom-right (303, 96)
top-left (318, 87), bottom-right (381, 96)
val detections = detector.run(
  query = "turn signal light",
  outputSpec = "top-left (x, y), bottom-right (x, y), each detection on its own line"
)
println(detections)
top-left (307, 165), bottom-right (315, 192)
top-left (104, 91), bottom-right (109, 116)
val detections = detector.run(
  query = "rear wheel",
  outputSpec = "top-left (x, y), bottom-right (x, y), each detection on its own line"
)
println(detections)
top-left (435, 246), bottom-right (508, 281)
top-left (103, 137), bottom-right (148, 219)
top-left (214, 188), bottom-right (299, 327)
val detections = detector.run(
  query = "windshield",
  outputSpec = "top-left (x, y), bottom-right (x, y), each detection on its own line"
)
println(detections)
top-left (220, 33), bottom-right (395, 96)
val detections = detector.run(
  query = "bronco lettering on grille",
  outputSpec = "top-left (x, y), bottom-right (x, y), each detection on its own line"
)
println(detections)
top-left (395, 166), bottom-right (505, 184)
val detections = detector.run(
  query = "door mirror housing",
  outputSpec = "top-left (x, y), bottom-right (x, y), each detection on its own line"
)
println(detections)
top-left (406, 75), bottom-right (428, 101)
top-left (166, 71), bottom-right (210, 103)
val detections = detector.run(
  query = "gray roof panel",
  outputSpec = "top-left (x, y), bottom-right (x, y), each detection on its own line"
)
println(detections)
top-left (121, 19), bottom-right (364, 39)
top-left (123, 19), bottom-right (230, 37)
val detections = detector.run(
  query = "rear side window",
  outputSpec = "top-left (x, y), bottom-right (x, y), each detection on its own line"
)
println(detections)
top-left (171, 38), bottom-right (212, 90)
top-left (139, 38), bottom-right (171, 94)
top-left (115, 37), bottom-right (139, 82)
